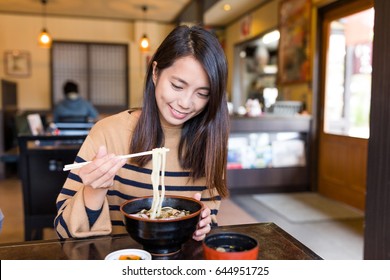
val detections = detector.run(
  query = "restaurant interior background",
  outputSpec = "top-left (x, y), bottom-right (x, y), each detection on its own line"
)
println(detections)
top-left (0, 0), bottom-right (389, 259)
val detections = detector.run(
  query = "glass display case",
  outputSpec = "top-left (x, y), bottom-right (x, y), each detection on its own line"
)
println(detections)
top-left (227, 115), bottom-right (311, 194)
top-left (228, 132), bottom-right (306, 169)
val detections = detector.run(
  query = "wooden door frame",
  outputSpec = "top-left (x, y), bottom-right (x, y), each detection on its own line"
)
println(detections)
top-left (364, 0), bottom-right (390, 259)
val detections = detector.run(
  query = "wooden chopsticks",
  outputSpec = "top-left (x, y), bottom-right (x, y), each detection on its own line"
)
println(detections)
top-left (63, 148), bottom-right (169, 171)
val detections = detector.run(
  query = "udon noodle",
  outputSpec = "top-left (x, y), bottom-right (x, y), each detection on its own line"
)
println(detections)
top-left (131, 147), bottom-right (192, 220)
top-left (149, 147), bottom-right (168, 219)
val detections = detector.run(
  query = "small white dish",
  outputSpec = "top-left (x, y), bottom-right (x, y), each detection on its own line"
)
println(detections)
top-left (105, 249), bottom-right (152, 260)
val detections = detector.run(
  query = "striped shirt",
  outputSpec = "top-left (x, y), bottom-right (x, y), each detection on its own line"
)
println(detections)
top-left (54, 110), bottom-right (221, 239)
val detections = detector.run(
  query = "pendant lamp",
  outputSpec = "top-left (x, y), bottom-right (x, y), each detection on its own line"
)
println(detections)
top-left (139, 5), bottom-right (150, 52)
top-left (38, 0), bottom-right (52, 48)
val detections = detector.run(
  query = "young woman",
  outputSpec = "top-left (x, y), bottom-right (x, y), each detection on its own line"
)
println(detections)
top-left (55, 25), bottom-right (229, 241)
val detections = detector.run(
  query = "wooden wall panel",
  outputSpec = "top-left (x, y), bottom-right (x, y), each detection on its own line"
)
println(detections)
top-left (318, 134), bottom-right (367, 210)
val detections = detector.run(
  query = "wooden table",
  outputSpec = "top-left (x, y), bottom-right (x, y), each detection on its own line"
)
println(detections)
top-left (0, 223), bottom-right (322, 260)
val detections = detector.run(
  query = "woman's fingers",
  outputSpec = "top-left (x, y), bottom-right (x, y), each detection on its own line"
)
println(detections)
top-left (192, 192), bottom-right (202, 201)
top-left (86, 156), bottom-right (126, 188)
top-left (93, 157), bottom-right (127, 188)
top-left (96, 145), bottom-right (107, 158)
top-left (201, 206), bottom-right (211, 219)
top-left (192, 206), bottom-right (212, 241)
top-left (190, 193), bottom-right (212, 240)
top-left (79, 146), bottom-right (126, 188)
top-left (193, 223), bottom-right (211, 241)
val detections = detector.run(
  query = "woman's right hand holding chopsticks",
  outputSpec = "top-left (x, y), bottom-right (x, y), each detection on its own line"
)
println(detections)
top-left (80, 145), bottom-right (126, 210)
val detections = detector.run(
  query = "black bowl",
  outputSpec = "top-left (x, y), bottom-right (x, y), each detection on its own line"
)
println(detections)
top-left (120, 195), bottom-right (203, 256)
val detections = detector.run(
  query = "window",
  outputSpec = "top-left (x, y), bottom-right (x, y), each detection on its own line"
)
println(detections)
top-left (323, 8), bottom-right (374, 139)
top-left (51, 42), bottom-right (129, 114)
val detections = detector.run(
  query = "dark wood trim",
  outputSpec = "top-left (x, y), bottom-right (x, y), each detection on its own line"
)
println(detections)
top-left (0, 80), bottom-right (18, 179)
top-left (174, 0), bottom-right (204, 25)
top-left (364, 0), bottom-right (390, 260)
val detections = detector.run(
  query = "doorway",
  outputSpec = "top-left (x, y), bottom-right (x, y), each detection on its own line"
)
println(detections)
top-left (317, 0), bottom-right (374, 210)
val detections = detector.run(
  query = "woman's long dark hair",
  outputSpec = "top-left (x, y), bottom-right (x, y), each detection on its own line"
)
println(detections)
top-left (130, 25), bottom-right (229, 198)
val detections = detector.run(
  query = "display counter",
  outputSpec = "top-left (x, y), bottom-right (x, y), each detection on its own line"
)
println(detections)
top-left (227, 114), bottom-right (312, 194)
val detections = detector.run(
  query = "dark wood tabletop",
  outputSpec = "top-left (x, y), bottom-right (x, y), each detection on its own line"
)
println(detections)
top-left (0, 223), bottom-right (322, 260)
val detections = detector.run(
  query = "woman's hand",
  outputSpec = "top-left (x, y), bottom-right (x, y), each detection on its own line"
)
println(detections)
top-left (79, 145), bottom-right (126, 189)
top-left (80, 145), bottom-right (126, 210)
top-left (192, 193), bottom-right (212, 241)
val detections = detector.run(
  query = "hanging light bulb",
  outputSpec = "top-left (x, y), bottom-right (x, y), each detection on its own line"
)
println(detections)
top-left (140, 34), bottom-right (150, 50)
top-left (38, 28), bottom-right (52, 47)
top-left (139, 5), bottom-right (150, 52)
top-left (38, 0), bottom-right (52, 48)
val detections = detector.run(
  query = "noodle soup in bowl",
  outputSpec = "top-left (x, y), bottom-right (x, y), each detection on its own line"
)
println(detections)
top-left (120, 195), bottom-right (203, 257)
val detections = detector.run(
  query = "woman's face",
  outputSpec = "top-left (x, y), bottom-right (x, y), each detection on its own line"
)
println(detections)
top-left (153, 56), bottom-right (210, 127)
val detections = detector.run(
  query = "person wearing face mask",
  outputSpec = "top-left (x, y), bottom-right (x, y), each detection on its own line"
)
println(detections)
top-left (53, 81), bottom-right (99, 123)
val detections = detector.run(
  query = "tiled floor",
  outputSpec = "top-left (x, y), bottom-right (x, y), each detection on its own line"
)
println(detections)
top-left (0, 176), bottom-right (364, 259)
top-left (231, 194), bottom-right (364, 260)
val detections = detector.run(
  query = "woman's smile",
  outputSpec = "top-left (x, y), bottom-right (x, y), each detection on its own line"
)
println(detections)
top-left (169, 105), bottom-right (188, 120)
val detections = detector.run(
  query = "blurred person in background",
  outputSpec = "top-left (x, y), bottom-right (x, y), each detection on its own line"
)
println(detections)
top-left (53, 80), bottom-right (99, 123)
